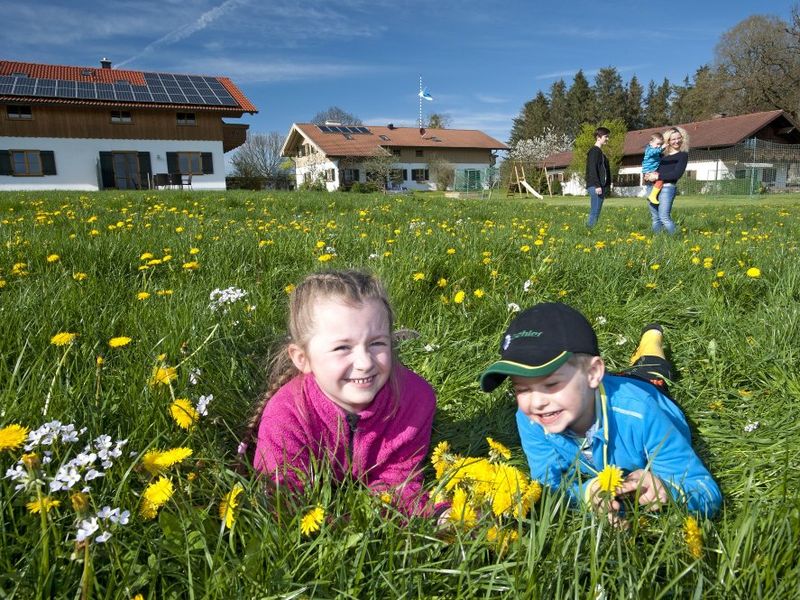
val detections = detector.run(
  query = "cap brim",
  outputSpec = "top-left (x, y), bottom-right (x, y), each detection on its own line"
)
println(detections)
top-left (479, 351), bottom-right (573, 392)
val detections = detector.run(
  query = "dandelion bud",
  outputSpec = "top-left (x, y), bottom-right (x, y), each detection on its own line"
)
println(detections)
top-left (21, 453), bottom-right (40, 470)
top-left (71, 491), bottom-right (90, 513)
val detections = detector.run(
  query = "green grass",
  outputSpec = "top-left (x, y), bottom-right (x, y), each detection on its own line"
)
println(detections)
top-left (1, 190), bottom-right (799, 598)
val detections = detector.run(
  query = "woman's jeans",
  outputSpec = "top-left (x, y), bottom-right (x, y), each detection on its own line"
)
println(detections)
top-left (587, 188), bottom-right (604, 227)
top-left (647, 183), bottom-right (677, 234)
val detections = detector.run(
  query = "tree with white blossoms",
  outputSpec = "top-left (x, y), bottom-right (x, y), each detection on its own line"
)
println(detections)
top-left (510, 127), bottom-right (574, 163)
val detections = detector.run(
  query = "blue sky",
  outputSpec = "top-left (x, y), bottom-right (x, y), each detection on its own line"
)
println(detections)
top-left (4, 0), bottom-right (797, 146)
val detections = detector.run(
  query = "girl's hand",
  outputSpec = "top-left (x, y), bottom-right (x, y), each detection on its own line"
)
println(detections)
top-left (617, 470), bottom-right (668, 510)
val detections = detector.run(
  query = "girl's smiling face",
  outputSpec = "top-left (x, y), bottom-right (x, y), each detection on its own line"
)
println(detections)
top-left (288, 297), bottom-right (392, 413)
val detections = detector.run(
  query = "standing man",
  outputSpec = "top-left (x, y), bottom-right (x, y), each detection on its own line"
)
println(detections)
top-left (585, 127), bottom-right (612, 228)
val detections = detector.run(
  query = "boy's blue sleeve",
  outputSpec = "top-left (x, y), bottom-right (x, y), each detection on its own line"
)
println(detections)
top-left (640, 405), bottom-right (722, 517)
top-left (643, 145), bottom-right (662, 161)
top-left (516, 410), bottom-right (591, 504)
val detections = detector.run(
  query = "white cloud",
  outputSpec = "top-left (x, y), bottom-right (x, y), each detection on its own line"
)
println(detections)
top-left (170, 57), bottom-right (378, 82)
top-left (475, 94), bottom-right (508, 104)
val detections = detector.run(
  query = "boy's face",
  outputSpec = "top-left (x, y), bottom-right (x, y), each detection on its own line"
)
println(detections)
top-left (649, 138), bottom-right (663, 148)
top-left (511, 357), bottom-right (604, 436)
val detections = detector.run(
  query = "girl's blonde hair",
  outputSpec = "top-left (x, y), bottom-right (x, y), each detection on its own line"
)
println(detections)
top-left (663, 126), bottom-right (690, 153)
top-left (242, 270), bottom-right (396, 458)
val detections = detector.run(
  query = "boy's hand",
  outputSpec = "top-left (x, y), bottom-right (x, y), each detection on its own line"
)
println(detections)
top-left (586, 478), bottom-right (627, 528)
top-left (618, 470), bottom-right (668, 510)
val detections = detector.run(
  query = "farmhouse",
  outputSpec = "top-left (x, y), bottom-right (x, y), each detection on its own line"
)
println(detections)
top-left (0, 59), bottom-right (256, 191)
top-left (542, 110), bottom-right (800, 195)
top-left (281, 123), bottom-right (507, 191)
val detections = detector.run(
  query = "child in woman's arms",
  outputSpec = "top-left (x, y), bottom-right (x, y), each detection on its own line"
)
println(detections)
top-left (479, 302), bottom-right (721, 524)
top-left (643, 133), bottom-right (665, 205)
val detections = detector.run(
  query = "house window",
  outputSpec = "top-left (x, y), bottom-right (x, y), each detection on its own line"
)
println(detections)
top-left (390, 148), bottom-right (401, 157)
top-left (177, 112), bottom-right (196, 126)
top-left (325, 169), bottom-right (336, 182)
top-left (615, 173), bottom-right (640, 186)
top-left (177, 152), bottom-right (202, 174)
top-left (111, 110), bottom-right (132, 123)
top-left (390, 169), bottom-right (407, 183)
top-left (342, 169), bottom-right (359, 184)
top-left (7, 105), bottom-right (32, 120)
top-left (762, 168), bottom-right (777, 183)
top-left (379, 135), bottom-right (390, 141)
top-left (10, 150), bottom-right (42, 175)
top-left (415, 149), bottom-right (423, 157)
top-left (411, 168), bottom-right (429, 182)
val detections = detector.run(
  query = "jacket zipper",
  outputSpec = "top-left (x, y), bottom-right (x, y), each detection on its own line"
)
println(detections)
top-left (345, 412), bottom-right (360, 474)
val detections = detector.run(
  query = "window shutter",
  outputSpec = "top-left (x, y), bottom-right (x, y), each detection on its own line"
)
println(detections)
top-left (403, 169), bottom-right (408, 181)
top-left (40, 151), bottom-right (57, 175)
top-left (137, 152), bottom-right (152, 188)
top-left (0, 151), bottom-right (11, 176)
top-left (201, 152), bottom-right (213, 174)
top-left (354, 169), bottom-right (360, 182)
top-left (99, 152), bottom-right (114, 189)
top-left (166, 152), bottom-right (178, 174)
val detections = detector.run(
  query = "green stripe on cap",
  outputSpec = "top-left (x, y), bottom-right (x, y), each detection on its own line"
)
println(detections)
top-left (479, 351), bottom-right (572, 391)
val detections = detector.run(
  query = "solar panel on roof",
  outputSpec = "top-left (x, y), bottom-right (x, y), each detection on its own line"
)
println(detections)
top-left (57, 80), bottom-right (77, 97)
top-left (0, 83), bottom-right (13, 94)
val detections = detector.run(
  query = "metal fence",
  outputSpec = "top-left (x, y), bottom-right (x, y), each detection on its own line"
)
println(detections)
top-left (678, 139), bottom-right (800, 195)
top-left (452, 167), bottom-right (501, 192)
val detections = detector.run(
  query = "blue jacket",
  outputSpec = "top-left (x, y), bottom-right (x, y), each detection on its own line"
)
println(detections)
top-left (641, 145), bottom-right (662, 173)
top-left (516, 374), bottom-right (722, 517)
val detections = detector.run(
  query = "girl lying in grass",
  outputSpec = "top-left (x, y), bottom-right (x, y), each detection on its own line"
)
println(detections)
top-left (243, 270), bottom-right (437, 514)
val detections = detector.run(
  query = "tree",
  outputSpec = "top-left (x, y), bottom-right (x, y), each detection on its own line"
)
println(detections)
top-left (230, 131), bottom-right (287, 177)
top-left (625, 75), bottom-right (645, 130)
top-left (425, 113), bottom-right (452, 129)
top-left (509, 128), bottom-right (574, 163)
top-left (310, 106), bottom-right (362, 125)
top-left (714, 14), bottom-right (800, 119)
top-left (548, 79), bottom-right (570, 136)
top-left (594, 67), bottom-right (626, 122)
top-left (644, 79), bottom-right (672, 128)
top-left (361, 148), bottom-right (395, 192)
top-left (565, 70), bottom-right (596, 136)
top-left (427, 154), bottom-right (455, 191)
top-left (509, 91), bottom-right (550, 145)
top-left (567, 119), bottom-right (627, 186)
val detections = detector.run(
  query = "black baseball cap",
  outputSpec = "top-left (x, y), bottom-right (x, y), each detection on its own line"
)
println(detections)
top-left (479, 302), bottom-right (599, 392)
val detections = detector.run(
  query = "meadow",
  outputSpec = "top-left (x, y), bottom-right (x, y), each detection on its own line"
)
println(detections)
top-left (1, 189), bottom-right (799, 599)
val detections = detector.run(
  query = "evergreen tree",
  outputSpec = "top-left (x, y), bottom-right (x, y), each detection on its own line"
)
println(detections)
top-left (594, 67), bottom-right (626, 122)
top-left (509, 91), bottom-right (550, 145)
top-left (644, 78), bottom-right (672, 128)
top-left (625, 75), bottom-right (644, 130)
top-left (548, 79), bottom-right (570, 135)
top-left (565, 70), bottom-right (596, 136)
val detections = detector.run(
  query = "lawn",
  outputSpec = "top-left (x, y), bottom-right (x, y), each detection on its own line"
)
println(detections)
top-left (1, 190), bottom-right (799, 598)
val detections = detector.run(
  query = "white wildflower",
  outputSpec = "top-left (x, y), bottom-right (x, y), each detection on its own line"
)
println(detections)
top-left (744, 421), bottom-right (760, 433)
top-left (615, 335), bottom-right (628, 346)
top-left (423, 344), bottom-right (439, 352)
top-left (196, 394), bottom-right (213, 416)
top-left (523, 279), bottom-right (533, 293)
top-left (208, 286), bottom-right (248, 312)
top-left (189, 368), bottom-right (202, 385)
top-left (507, 302), bottom-right (521, 313)
top-left (75, 517), bottom-right (99, 543)
top-left (595, 316), bottom-right (607, 326)
top-left (368, 253), bottom-right (379, 259)
top-left (95, 531), bottom-right (112, 544)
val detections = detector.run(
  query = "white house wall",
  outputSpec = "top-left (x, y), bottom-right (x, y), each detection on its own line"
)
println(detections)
top-left (0, 137), bottom-right (226, 191)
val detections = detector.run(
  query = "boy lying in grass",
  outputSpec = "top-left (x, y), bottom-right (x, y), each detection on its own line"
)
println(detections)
top-left (479, 302), bottom-right (721, 522)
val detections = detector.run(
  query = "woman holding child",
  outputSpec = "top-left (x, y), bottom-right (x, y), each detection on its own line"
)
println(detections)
top-left (644, 127), bottom-right (689, 234)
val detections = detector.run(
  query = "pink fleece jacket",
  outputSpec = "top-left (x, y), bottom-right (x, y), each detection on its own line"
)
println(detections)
top-left (254, 365), bottom-right (436, 514)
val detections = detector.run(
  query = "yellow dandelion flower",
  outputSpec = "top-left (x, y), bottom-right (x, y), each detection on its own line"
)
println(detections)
top-left (315, 241), bottom-right (326, 249)
top-left (140, 252), bottom-right (154, 260)
top-left (284, 283), bottom-right (296, 294)
top-left (520, 245), bottom-right (531, 253)
top-left (596, 464), bottom-right (624, 494)
top-left (141, 447), bottom-right (194, 474)
top-left (219, 483), bottom-right (245, 529)
top-left (46, 254), bottom-right (60, 263)
top-left (26, 497), bottom-right (60, 514)
top-left (379, 491), bottom-right (392, 504)
top-left (175, 227), bottom-right (184, 233)
top-left (318, 253), bottom-right (333, 262)
top-left (132, 594), bottom-right (145, 600)
top-left (486, 437), bottom-right (511, 461)
top-left (412, 272), bottom-right (425, 281)
top-left (0, 424), bottom-right (29, 451)
top-left (473, 289), bottom-right (485, 298)
top-left (182, 261), bottom-right (199, 270)
top-left (300, 505), bottom-right (325, 536)
top-left (169, 399), bottom-right (199, 430)
top-left (446, 248), bottom-right (456, 255)
top-left (684, 516), bottom-right (703, 559)
top-left (437, 277), bottom-right (447, 288)
top-left (746, 267), bottom-right (761, 278)
top-left (0, 279), bottom-right (6, 288)
top-left (515, 479), bottom-right (543, 518)
top-left (72, 272), bottom-right (88, 281)
top-left (453, 290), bottom-right (465, 304)
top-left (50, 332), bottom-right (77, 346)
top-left (650, 264), bottom-right (660, 271)
top-left (645, 282), bottom-right (657, 289)
top-left (108, 336), bottom-right (132, 348)
top-left (716, 271), bottom-right (725, 278)
top-left (189, 247), bottom-right (200, 255)
top-left (431, 440), bottom-right (452, 479)
top-left (141, 476), bottom-right (174, 518)
top-left (137, 292), bottom-right (151, 300)
top-left (149, 365), bottom-right (177, 387)
top-left (96, 356), bottom-right (104, 367)
top-left (450, 488), bottom-right (477, 527)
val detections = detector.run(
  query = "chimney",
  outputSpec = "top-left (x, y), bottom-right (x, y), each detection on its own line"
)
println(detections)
top-left (100, 58), bottom-right (112, 69)
top-left (387, 123), bottom-right (395, 129)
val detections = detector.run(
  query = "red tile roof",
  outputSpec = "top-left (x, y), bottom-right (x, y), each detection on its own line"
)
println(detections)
top-left (542, 110), bottom-right (793, 168)
top-left (0, 59), bottom-right (257, 113)
top-left (286, 123), bottom-right (507, 157)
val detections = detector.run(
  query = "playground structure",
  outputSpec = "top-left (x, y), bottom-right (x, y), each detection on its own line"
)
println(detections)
top-left (506, 162), bottom-right (547, 198)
